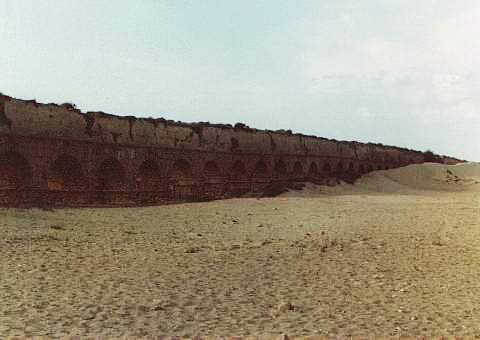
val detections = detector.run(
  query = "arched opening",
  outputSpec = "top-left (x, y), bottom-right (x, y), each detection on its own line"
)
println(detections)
top-left (358, 164), bottom-right (366, 174)
top-left (228, 160), bottom-right (249, 196)
top-left (273, 160), bottom-right (287, 178)
top-left (323, 162), bottom-right (332, 176)
top-left (0, 152), bottom-right (32, 189)
top-left (171, 159), bottom-right (193, 180)
top-left (48, 155), bottom-right (83, 190)
top-left (137, 160), bottom-right (162, 190)
top-left (343, 161), bottom-right (356, 182)
top-left (348, 162), bottom-right (355, 173)
top-left (97, 158), bottom-right (126, 191)
top-left (230, 160), bottom-right (247, 180)
top-left (252, 160), bottom-right (269, 178)
top-left (250, 159), bottom-right (270, 193)
top-left (203, 160), bottom-right (224, 199)
top-left (204, 160), bottom-right (221, 178)
top-left (292, 161), bottom-right (304, 178)
top-left (170, 159), bottom-right (196, 200)
top-left (308, 162), bottom-right (318, 179)
top-left (336, 161), bottom-right (344, 176)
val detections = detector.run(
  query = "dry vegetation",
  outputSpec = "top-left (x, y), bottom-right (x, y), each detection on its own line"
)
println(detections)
top-left (0, 163), bottom-right (479, 337)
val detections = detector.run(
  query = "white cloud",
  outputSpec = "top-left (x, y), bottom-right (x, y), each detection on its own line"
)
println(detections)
top-left (301, 1), bottom-right (480, 118)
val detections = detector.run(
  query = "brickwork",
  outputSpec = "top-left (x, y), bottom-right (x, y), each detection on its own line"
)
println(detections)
top-left (0, 94), bottom-right (455, 206)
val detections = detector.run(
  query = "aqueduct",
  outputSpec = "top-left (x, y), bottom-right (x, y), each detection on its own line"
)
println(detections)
top-left (0, 94), bottom-right (459, 206)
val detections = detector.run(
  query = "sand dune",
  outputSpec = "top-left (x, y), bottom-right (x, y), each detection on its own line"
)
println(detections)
top-left (354, 162), bottom-right (480, 193)
top-left (1, 163), bottom-right (479, 337)
top-left (281, 162), bottom-right (480, 197)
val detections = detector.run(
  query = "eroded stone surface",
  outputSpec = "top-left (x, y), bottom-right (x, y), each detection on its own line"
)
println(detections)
top-left (0, 93), bottom-right (461, 206)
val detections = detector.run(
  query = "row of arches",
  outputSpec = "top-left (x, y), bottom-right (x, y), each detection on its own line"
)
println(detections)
top-left (0, 152), bottom-right (392, 190)
top-left (0, 151), bottom-right (394, 204)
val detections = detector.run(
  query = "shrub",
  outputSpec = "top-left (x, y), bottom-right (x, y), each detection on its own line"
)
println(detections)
top-left (61, 102), bottom-right (76, 110)
top-left (423, 149), bottom-right (443, 163)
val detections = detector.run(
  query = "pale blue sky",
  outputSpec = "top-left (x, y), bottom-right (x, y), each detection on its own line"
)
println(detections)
top-left (1, 0), bottom-right (479, 160)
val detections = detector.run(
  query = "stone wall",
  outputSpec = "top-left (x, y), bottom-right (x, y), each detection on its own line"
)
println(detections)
top-left (0, 94), bottom-right (455, 206)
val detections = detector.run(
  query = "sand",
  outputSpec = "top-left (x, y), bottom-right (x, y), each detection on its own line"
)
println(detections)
top-left (1, 163), bottom-right (479, 337)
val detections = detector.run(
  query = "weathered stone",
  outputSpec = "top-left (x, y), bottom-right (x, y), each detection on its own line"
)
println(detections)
top-left (0, 93), bottom-right (460, 207)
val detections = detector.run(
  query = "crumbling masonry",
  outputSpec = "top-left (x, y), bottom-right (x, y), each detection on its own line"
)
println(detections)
top-left (0, 94), bottom-right (460, 206)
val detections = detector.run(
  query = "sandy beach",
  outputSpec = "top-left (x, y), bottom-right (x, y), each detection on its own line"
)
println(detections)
top-left (1, 163), bottom-right (479, 337)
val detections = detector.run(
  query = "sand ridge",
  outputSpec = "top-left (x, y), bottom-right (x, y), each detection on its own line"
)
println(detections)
top-left (280, 162), bottom-right (480, 197)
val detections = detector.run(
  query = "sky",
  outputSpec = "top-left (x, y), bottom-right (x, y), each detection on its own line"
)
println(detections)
top-left (0, 0), bottom-right (479, 161)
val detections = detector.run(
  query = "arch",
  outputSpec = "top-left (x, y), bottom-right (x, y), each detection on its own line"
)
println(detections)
top-left (291, 161), bottom-right (304, 181)
top-left (250, 159), bottom-right (270, 194)
top-left (171, 159), bottom-right (193, 180)
top-left (358, 164), bottom-right (366, 174)
top-left (204, 160), bottom-right (221, 178)
top-left (293, 161), bottom-right (304, 176)
top-left (169, 159), bottom-right (197, 201)
top-left (230, 160), bottom-right (247, 179)
top-left (137, 159), bottom-right (162, 190)
top-left (0, 152), bottom-right (32, 189)
top-left (203, 160), bottom-right (224, 199)
top-left (347, 162), bottom-right (355, 174)
top-left (97, 158), bottom-right (126, 191)
top-left (336, 161), bottom-right (344, 173)
top-left (228, 160), bottom-right (249, 197)
top-left (273, 160), bottom-right (287, 177)
top-left (308, 162), bottom-right (318, 179)
top-left (252, 159), bottom-right (269, 178)
top-left (323, 162), bottom-right (332, 175)
top-left (48, 154), bottom-right (83, 190)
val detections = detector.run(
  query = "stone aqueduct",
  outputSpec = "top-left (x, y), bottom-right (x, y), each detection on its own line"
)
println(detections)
top-left (0, 94), bottom-right (452, 206)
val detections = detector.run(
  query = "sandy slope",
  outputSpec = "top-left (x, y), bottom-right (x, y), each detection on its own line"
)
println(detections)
top-left (0, 163), bottom-right (479, 337)
top-left (353, 162), bottom-right (480, 193)
top-left (281, 162), bottom-right (480, 197)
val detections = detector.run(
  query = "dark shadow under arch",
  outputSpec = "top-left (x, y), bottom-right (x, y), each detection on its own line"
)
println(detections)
top-left (171, 159), bottom-right (193, 180)
top-left (358, 164), bottom-right (366, 174)
top-left (0, 152), bottom-right (32, 189)
top-left (230, 160), bottom-right (247, 180)
top-left (97, 158), bottom-right (126, 191)
top-left (336, 161), bottom-right (344, 174)
top-left (204, 160), bottom-right (221, 179)
top-left (252, 159), bottom-right (269, 178)
top-left (323, 162), bottom-right (332, 175)
top-left (203, 160), bottom-right (225, 199)
top-left (292, 161), bottom-right (304, 177)
top-left (228, 160), bottom-right (250, 197)
top-left (348, 162), bottom-right (355, 174)
top-left (170, 159), bottom-right (197, 201)
top-left (273, 160), bottom-right (287, 178)
top-left (137, 159), bottom-right (162, 190)
top-left (48, 154), bottom-right (84, 190)
top-left (308, 162), bottom-right (318, 179)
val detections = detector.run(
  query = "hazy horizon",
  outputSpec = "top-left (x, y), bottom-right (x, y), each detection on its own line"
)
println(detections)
top-left (1, 0), bottom-right (479, 161)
